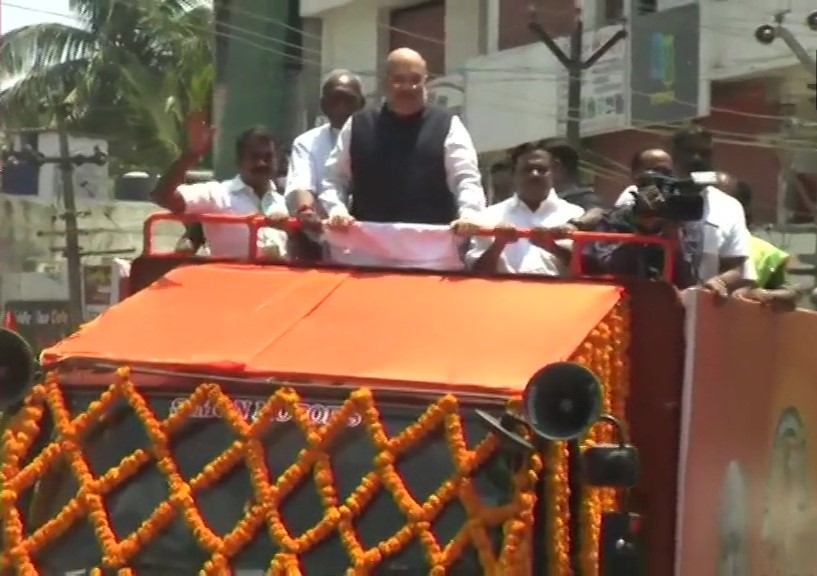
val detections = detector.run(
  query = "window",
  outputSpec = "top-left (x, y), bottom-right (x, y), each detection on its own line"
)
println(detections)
top-left (499, 0), bottom-right (576, 50)
top-left (389, 1), bottom-right (446, 76)
top-left (599, 0), bottom-right (624, 26)
top-left (634, 0), bottom-right (657, 16)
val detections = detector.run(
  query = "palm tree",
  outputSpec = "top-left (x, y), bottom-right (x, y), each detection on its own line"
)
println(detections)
top-left (0, 0), bottom-right (214, 172)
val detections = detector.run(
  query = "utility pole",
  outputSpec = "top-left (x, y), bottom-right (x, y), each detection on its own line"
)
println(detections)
top-left (527, 14), bottom-right (624, 570)
top-left (528, 9), bottom-right (627, 151)
top-left (2, 102), bottom-right (108, 331)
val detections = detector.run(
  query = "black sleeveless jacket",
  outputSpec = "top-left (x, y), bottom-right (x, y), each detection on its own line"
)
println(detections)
top-left (348, 104), bottom-right (457, 224)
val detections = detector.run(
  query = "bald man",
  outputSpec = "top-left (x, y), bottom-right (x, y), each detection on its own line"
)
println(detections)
top-left (286, 70), bottom-right (365, 215)
top-left (613, 146), bottom-right (756, 294)
top-left (320, 48), bottom-right (485, 231)
top-left (614, 147), bottom-right (674, 206)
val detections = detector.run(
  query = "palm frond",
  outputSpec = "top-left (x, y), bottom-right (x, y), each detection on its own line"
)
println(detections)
top-left (0, 24), bottom-right (96, 84)
top-left (4, 0), bottom-right (216, 172)
top-left (0, 59), bottom-right (90, 128)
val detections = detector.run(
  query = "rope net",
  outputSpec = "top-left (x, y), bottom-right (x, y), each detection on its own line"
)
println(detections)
top-left (0, 302), bottom-right (629, 575)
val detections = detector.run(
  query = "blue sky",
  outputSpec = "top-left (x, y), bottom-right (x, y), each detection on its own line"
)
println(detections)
top-left (2, 0), bottom-right (77, 33)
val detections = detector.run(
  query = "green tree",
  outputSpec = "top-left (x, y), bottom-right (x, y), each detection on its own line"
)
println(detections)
top-left (0, 0), bottom-right (213, 173)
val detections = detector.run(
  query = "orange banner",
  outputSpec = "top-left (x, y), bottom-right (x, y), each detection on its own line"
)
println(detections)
top-left (676, 289), bottom-right (817, 575)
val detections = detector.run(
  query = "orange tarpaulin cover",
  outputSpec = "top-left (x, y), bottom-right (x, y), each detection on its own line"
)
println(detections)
top-left (43, 264), bottom-right (623, 396)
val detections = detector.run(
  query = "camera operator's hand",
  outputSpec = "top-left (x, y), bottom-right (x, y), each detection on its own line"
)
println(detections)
top-left (702, 275), bottom-right (729, 300)
top-left (660, 221), bottom-right (682, 240)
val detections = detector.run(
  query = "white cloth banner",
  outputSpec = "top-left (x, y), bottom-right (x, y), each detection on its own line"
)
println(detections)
top-left (323, 222), bottom-right (465, 271)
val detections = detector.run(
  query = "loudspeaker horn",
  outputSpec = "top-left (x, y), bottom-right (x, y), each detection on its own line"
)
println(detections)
top-left (523, 361), bottom-right (602, 441)
top-left (0, 327), bottom-right (38, 408)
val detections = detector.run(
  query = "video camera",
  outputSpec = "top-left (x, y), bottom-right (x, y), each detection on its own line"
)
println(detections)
top-left (631, 171), bottom-right (718, 222)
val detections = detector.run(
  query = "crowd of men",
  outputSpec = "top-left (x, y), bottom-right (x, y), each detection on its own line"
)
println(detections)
top-left (149, 47), bottom-right (800, 310)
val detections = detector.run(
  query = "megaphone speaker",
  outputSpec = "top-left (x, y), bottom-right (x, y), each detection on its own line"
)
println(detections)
top-left (523, 361), bottom-right (603, 441)
top-left (0, 327), bottom-right (38, 408)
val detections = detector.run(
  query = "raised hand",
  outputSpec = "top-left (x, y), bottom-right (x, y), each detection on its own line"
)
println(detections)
top-left (185, 111), bottom-right (214, 159)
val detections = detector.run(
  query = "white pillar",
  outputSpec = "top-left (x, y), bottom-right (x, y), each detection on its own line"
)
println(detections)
top-left (446, 0), bottom-right (484, 73)
top-left (485, 0), bottom-right (499, 54)
top-left (320, 0), bottom-right (380, 96)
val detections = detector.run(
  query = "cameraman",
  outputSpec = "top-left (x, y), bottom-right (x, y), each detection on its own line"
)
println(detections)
top-left (583, 182), bottom-right (698, 287)
top-left (614, 148), bottom-right (673, 206)
top-left (606, 134), bottom-right (755, 295)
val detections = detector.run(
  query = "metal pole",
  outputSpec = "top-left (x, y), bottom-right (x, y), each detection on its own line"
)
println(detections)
top-left (566, 19), bottom-right (584, 149)
top-left (53, 105), bottom-right (85, 331)
top-left (773, 10), bottom-right (816, 76)
top-left (755, 10), bottom-right (817, 290)
top-left (529, 12), bottom-right (627, 152)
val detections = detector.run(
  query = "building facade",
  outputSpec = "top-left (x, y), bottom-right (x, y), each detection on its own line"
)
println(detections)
top-left (301, 0), bottom-right (817, 227)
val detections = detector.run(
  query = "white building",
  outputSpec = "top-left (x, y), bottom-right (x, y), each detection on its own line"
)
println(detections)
top-left (2, 131), bottom-right (110, 201)
top-left (302, 0), bottom-right (817, 225)
top-left (306, 0), bottom-right (484, 96)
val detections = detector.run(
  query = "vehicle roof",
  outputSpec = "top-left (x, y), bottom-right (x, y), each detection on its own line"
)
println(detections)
top-left (43, 264), bottom-right (623, 397)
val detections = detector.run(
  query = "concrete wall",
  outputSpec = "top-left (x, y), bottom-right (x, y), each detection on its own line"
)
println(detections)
top-left (301, 0), bottom-right (354, 17)
top-left (464, 43), bottom-right (561, 153)
top-left (0, 194), bottom-right (181, 302)
top-left (320, 0), bottom-right (383, 97)
top-left (444, 0), bottom-right (485, 73)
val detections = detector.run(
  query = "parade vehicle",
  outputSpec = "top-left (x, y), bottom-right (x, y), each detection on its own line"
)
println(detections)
top-left (0, 214), bottom-right (815, 575)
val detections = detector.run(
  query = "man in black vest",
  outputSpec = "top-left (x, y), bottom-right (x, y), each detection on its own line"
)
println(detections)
top-left (319, 47), bottom-right (485, 232)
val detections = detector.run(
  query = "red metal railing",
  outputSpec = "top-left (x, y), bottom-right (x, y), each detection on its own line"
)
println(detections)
top-left (472, 227), bottom-right (676, 279)
top-left (143, 213), bottom-right (298, 261)
top-left (143, 213), bottom-right (677, 281)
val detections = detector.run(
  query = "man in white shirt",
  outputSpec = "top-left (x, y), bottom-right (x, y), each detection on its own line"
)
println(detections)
top-left (174, 170), bottom-right (214, 255)
top-left (319, 47), bottom-right (485, 233)
top-left (466, 141), bottom-right (583, 275)
top-left (286, 71), bottom-right (365, 260)
top-left (612, 133), bottom-right (755, 295)
top-left (151, 119), bottom-right (289, 259)
top-left (286, 70), bottom-right (365, 216)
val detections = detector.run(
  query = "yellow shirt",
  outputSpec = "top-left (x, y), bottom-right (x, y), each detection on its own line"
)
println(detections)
top-left (750, 236), bottom-right (789, 288)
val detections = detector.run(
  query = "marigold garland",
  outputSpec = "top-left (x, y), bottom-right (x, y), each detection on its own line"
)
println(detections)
top-left (0, 301), bottom-right (630, 574)
top-left (547, 440), bottom-right (571, 576)
top-left (0, 369), bottom-right (543, 573)
top-left (554, 300), bottom-right (630, 576)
